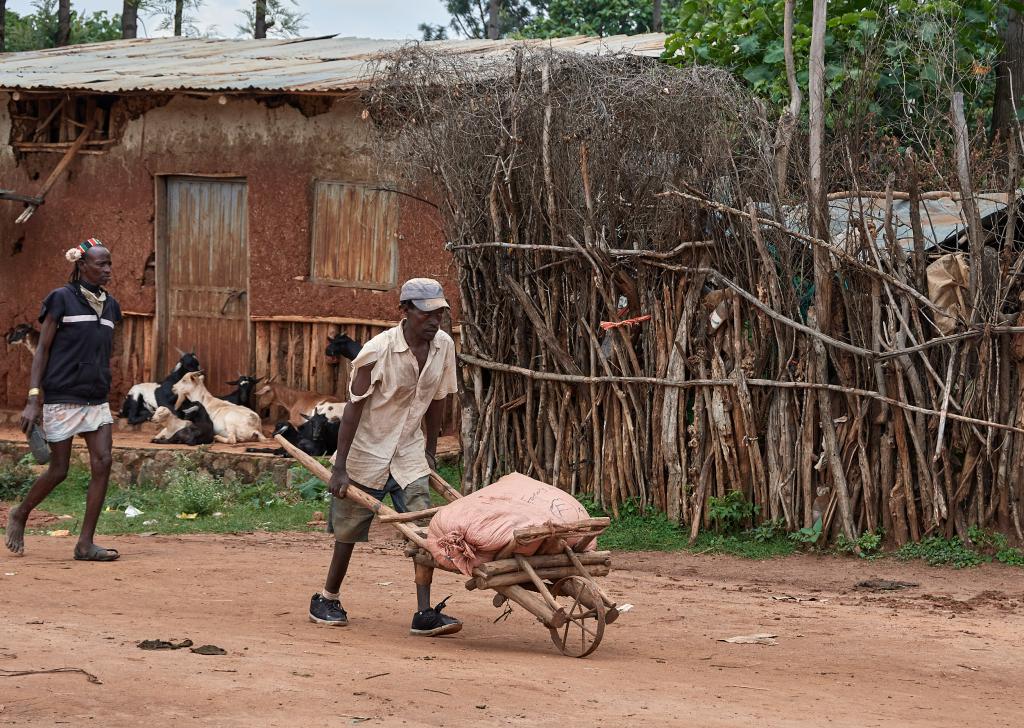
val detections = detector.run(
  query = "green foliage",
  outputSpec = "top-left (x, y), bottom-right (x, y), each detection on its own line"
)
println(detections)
top-left (0, 458), bottom-right (37, 501)
top-left (707, 490), bottom-right (757, 534)
top-left (789, 517), bottom-right (823, 545)
top-left (166, 456), bottom-right (222, 516)
top-left (836, 529), bottom-right (884, 558)
top-left (421, 0), bottom-right (534, 40)
top-left (233, 477), bottom-right (286, 509)
top-left (519, 0), bottom-right (665, 38)
top-left (665, 0), bottom-right (1003, 130)
top-left (579, 497), bottom-right (688, 551)
top-left (750, 517), bottom-right (785, 543)
top-left (691, 531), bottom-right (796, 559)
top-left (3, 1), bottom-right (123, 52)
top-left (289, 464), bottom-right (326, 501)
top-left (968, 525), bottom-right (1024, 566)
top-left (897, 536), bottom-right (986, 568)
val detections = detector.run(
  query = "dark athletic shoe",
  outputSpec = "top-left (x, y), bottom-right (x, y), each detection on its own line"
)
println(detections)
top-left (410, 596), bottom-right (463, 637)
top-left (309, 593), bottom-right (348, 626)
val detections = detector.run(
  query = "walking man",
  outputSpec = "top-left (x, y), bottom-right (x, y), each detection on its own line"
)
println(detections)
top-left (5, 239), bottom-right (121, 561)
top-left (309, 278), bottom-right (462, 636)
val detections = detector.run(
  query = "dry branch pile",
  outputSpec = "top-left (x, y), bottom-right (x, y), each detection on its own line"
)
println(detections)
top-left (367, 47), bottom-right (1024, 545)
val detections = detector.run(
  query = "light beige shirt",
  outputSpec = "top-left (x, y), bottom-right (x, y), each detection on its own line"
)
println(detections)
top-left (343, 323), bottom-right (458, 489)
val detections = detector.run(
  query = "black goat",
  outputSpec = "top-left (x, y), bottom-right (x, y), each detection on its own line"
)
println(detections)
top-left (151, 398), bottom-right (215, 446)
top-left (325, 333), bottom-right (362, 365)
top-left (247, 412), bottom-right (338, 457)
top-left (219, 375), bottom-right (263, 411)
top-left (154, 351), bottom-right (201, 409)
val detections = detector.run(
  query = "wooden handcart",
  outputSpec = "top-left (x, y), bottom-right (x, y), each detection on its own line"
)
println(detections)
top-left (278, 436), bottom-right (623, 658)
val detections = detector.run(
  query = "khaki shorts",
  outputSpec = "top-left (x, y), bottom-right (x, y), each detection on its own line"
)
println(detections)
top-left (330, 474), bottom-right (431, 543)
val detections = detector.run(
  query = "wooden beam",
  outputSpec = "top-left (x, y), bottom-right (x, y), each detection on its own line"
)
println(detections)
top-left (16, 113), bottom-right (99, 224)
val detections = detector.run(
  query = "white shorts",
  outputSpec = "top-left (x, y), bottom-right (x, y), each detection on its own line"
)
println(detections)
top-left (43, 403), bottom-right (113, 443)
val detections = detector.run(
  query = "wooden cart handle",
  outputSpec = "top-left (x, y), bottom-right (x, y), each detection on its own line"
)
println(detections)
top-left (274, 435), bottom-right (429, 550)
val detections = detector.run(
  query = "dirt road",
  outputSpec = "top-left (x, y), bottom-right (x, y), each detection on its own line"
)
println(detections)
top-left (1, 527), bottom-right (1022, 727)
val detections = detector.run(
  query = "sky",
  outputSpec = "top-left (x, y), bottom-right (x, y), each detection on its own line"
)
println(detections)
top-left (6, 1), bottom-right (453, 40)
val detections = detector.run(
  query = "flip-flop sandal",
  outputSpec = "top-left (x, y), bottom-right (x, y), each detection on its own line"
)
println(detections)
top-left (74, 545), bottom-right (120, 562)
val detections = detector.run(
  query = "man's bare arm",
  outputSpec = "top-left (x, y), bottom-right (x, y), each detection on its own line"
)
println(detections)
top-left (19, 315), bottom-right (58, 433)
top-left (327, 365), bottom-right (372, 497)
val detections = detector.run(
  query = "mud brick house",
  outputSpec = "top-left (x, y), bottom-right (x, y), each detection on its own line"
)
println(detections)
top-left (0, 34), bottom-right (665, 410)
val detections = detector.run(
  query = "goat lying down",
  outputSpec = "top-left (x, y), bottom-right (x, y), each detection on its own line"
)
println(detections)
top-left (172, 371), bottom-right (265, 444)
top-left (120, 351), bottom-right (202, 425)
top-left (151, 399), bottom-right (215, 446)
top-left (246, 411), bottom-right (339, 457)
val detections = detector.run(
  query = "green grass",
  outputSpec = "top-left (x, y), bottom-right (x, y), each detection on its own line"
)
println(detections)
top-left (22, 467), bottom-right (324, 537)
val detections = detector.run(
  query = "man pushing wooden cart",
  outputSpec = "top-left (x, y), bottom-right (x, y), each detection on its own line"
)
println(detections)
top-left (283, 438), bottom-right (624, 657)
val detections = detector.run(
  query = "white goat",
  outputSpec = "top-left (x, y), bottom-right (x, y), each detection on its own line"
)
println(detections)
top-left (313, 401), bottom-right (346, 422)
top-left (172, 371), bottom-right (265, 444)
top-left (151, 406), bottom-right (189, 442)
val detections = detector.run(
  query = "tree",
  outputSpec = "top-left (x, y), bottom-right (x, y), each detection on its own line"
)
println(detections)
top-left (519, 0), bottom-right (666, 38)
top-left (141, 0), bottom-right (204, 38)
top-left (4, 1), bottom-right (121, 51)
top-left (1, 0), bottom-right (7, 52)
top-left (991, 6), bottom-right (1024, 142)
top-left (421, 0), bottom-right (533, 40)
top-left (56, 0), bottom-right (69, 45)
top-left (255, 0), bottom-right (267, 38)
top-left (236, 0), bottom-right (304, 38)
top-left (653, 0), bottom-right (662, 31)
top-left (122, 0), bottom-right (138, 39)
top-left (666, 1), bottom-right (1002, 130)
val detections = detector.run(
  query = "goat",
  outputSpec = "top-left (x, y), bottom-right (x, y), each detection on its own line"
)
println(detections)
top-left (151, 399), bottom-right (215, 446)
top-left (313, 401), bottom-right (346, 422)
top-left (246, 412), bottom-right (338, 457)
top-left (173, 371), bottom-right (265, 444)
top-left (155, 351), bottom-right (201, 409)
top-left (325, 332), bottom-right (362, 365)
top-left (219, 375), bottom-right (263, 412)
top-left (120, 382), bottom-right (159, 425)
top-left (253, 380), bottom-right (342, 427)
top-left (120, 351), bottom-right (200, 425)
top-left (5, 324), bottom-right (40, 356)
top-left (151, 405), bottom-right (190, 442)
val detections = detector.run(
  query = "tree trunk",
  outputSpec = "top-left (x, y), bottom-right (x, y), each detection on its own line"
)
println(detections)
top-left (122, 0), bottom-right (138, 39)
top-left (991, 10), bottom-right (1024, 144)
top-left (174, 0), bottom-right (184, 36)
top-left (255, 0), bottom-right (268, 39)
top-left (0, 0), bottom-right (6, 53)
top-left (773, 0), bottom-right (801, 193)
top-left (653, 0), bottom-right (662, 32)
top-left (57, 0), bottom-right (71, 46)
top-left (487, 0), bottom-right (500, 40)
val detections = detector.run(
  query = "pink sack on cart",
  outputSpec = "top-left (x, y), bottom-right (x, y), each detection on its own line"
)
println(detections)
top-left (425, 472), bottom-right (595, 576)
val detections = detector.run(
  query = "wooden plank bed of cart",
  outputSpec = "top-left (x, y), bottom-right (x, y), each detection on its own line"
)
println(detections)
top-left (278, 436), bottom-right (622, 658)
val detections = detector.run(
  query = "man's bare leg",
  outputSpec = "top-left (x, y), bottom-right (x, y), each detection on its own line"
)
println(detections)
top-left (4, 439), bottom-right (73, 555)
top-left (325, 542), bottom-right (354, 594)
top-left (75, 425), bottom-right (117, 560)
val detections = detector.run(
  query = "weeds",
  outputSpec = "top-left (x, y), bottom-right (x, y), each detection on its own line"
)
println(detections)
top-left (897, 537), bottom-right (986, 569)
top-left (836, 530), bottom-right (884, 558)
top-left (0, 455), bottom-right (37, 501)
top-left (707, 491), bottom-right (757, 534)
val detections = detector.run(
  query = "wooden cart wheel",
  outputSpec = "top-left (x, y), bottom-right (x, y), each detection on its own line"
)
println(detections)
top-left (548, 576), bottom-right (606, 658)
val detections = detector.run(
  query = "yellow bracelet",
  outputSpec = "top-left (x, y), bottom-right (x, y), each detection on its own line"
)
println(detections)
top-left (28, 388), bottom-right (40, 398)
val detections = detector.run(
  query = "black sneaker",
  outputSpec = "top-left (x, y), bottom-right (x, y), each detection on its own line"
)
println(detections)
top-left (309, 593), bottom-right (348, 626)
top-left (410, 596), bottom-right (463, 637)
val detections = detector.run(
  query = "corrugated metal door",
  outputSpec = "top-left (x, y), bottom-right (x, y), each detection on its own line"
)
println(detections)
top-left (162, 177), bottom-right (249, 392)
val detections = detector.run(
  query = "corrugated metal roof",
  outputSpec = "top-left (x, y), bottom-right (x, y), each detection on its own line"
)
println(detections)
top-left (0, 34), bottom-right (668, 95)
top-left (760, 192), bottom-right (1019, 253)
